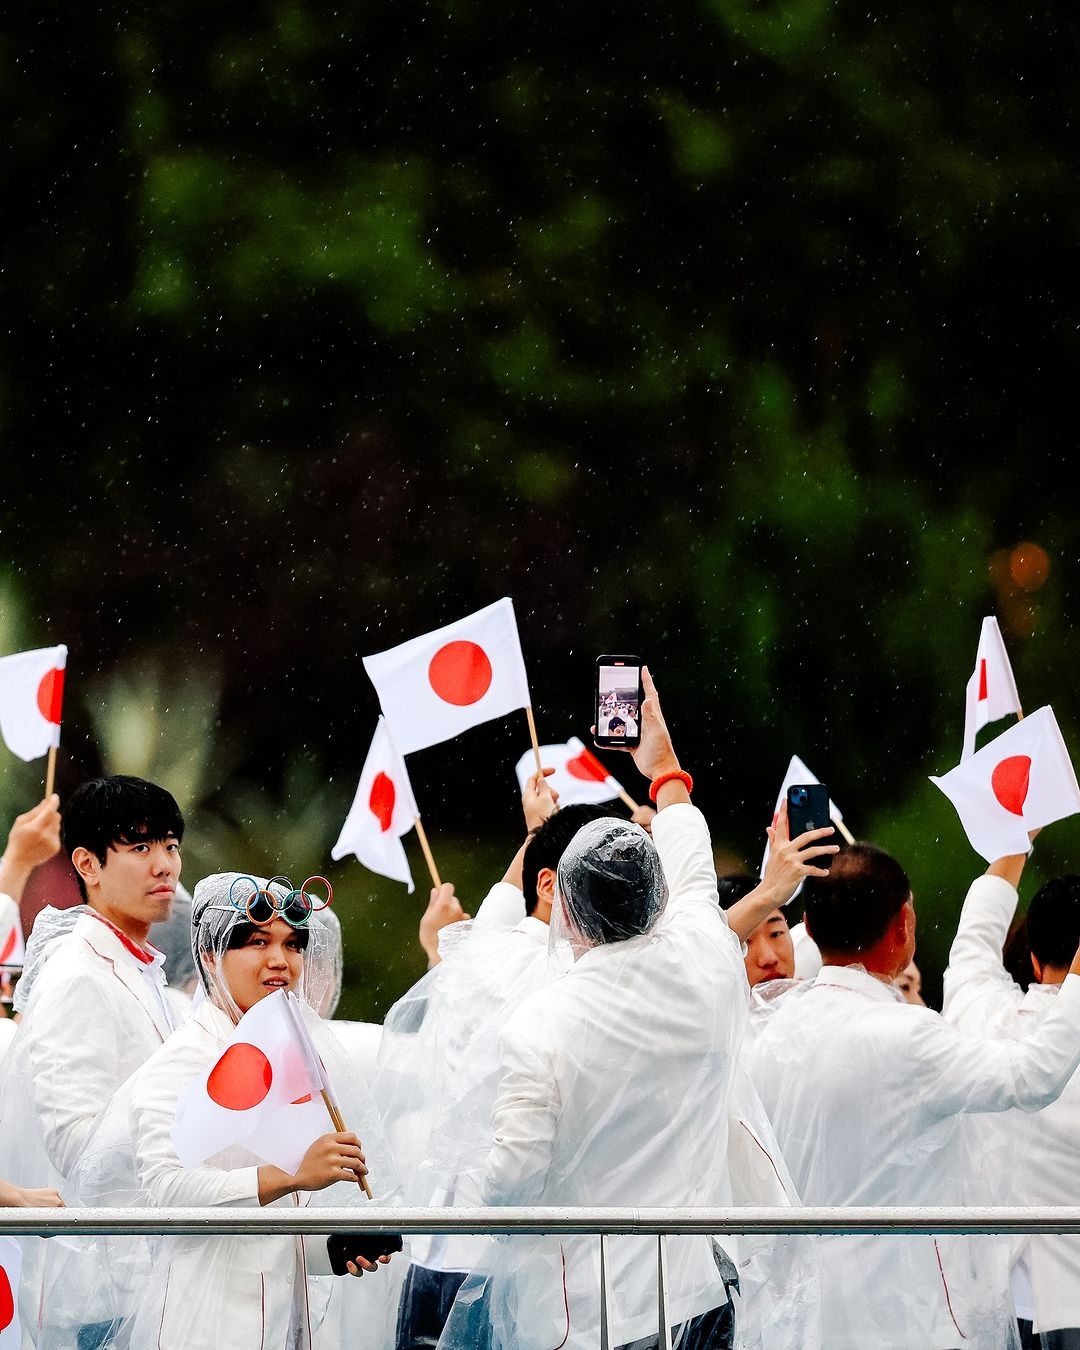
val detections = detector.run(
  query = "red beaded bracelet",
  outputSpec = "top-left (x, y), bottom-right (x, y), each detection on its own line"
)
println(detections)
top-left (649, 769), bottom-right (694, 802)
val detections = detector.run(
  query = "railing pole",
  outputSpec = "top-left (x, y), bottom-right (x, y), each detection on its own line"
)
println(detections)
top-left (656, 1232), bottom-right (672, 1350)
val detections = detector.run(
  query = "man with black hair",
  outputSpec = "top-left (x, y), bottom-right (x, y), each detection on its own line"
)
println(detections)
top-left (748, 840), bottom-right (1080, 1350)
top-left (717, 872), bottom-right (796, 988)
top-left (944, 849), bottom-right (1080, 1348)
top-left (0, 774), bottom-right (184, 1348)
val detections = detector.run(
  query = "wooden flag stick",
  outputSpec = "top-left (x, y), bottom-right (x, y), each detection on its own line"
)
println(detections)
top-left (617, 786), bottom-right (643, 813)
top-left (414, 816), bottom-right (441, 888)
top-left (524, 705), bottom-right (544, 778)
top-left (322, 1089), bottom-right (374, 1199)
top-left (44, 745), bottom-right (58, 799)
top-left (833, 816), bottom-right (856, 846)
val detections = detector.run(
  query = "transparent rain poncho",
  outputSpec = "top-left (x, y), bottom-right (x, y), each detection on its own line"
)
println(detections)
top-left (60, 871), bottom-right (403, 1350)
top-left (551, 816), bottom-right (668, 952)
top-left (433, 803), bottom-right (823, 1350)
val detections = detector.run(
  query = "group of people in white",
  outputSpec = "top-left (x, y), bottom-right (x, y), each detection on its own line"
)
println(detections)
top-left (0, 665), bottom-right (1077, 1350)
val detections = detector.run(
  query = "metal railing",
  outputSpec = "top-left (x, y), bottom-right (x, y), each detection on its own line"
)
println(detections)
top-left (3, 1204), bottom-right (1080, 1236)
top-left (3, 1206), bottom-right (1074, 1350)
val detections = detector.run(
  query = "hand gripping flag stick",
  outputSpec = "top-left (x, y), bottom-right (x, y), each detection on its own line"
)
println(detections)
top-left (283, 993), bottom-right (374, 1198)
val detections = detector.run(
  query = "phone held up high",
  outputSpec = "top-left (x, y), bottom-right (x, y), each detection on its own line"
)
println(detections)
top-left (786, 784), bottom-right (836, 866)
top-left (594, 655), bottom-right (643, 749)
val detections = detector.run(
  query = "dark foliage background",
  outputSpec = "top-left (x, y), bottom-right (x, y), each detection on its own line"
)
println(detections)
top-left (2, 0), bottom-right (1076, 1016)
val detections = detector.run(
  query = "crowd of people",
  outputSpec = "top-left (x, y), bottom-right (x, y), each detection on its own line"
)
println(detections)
top-left (0, 665), bottom-right (1078, 1349)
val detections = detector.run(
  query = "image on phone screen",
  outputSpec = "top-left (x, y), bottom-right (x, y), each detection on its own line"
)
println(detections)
top-left (595, 658), bottom-right (642, 746)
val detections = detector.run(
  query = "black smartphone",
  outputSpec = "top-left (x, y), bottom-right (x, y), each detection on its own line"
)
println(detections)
top-left (786, 784), bottom-right (835, 857)
top-left (593, 655), bottom-right (643, 749)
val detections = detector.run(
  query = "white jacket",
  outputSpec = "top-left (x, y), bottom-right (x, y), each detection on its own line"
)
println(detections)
top-left (0, 911), bottom-right (177, 1343)
top-left (462, 804), bottom-right (747, 1350)
top-left (942, 872), bottom-right (1080, 1334)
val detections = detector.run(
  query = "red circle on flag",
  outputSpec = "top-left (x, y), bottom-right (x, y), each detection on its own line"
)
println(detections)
top-left (369, 771), bottom-right (396, 833)
top-left (565, 749), bottom-right (609, 783)
top-left (991, 754), bottom-right (1031, 817)
top-left (37, 668), bottom-right (65, 725)
top-left (207, 1043), bottom-right (273, 1111)
top-left (428, 641), bottom-right (492, 706)
top-left (0, 1264), bottom-right (14, 1331)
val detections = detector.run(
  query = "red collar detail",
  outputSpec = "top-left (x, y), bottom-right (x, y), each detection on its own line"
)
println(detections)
top-left (86, 909), bottom-right (160, 966)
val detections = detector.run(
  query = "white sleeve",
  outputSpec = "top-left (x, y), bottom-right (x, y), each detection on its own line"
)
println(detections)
top-left (650, 804), bottom-right (721, 917)
top-left (941, 874), bottom-right (1025, 1034)
top-left (907, 977), bottom-right (1080, 1119)
top-left (483, 1018), bottom-right (559, 1207)
top-left (22, 971), bottom-right (126, 1177)
top-left (471, 881), bottom-right (526, 932)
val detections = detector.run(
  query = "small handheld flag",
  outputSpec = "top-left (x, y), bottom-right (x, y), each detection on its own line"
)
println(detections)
top-left (932, 706), bottom-right (1080, 861)
top-left (362, 599), bottom-right (532, 756)
top-left (962, 617), bottom-right (1023, 761)
top-left (332, 717), bottom-right (419, 892)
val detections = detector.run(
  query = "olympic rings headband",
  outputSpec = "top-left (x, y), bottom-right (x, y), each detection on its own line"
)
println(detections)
top-left (224, 874), bottom-right (333, 929)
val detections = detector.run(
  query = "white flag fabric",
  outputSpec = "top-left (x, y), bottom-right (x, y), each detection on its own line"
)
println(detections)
top-left (0, 896), bottom-right (25, 971)
top-left (514, 736), bottom-right (623, 807)
top-left (931, 706), bottom-right (1080, 862)
top-left (760, 754), bottom-right (846, 880)
top-left (362, 598), bottom-right (531, 755)
top-left (0, 645), bottom-right (67, 763)
top-left (171, 990), bottom-right (326, 1172)
top-left (0, 1237), bottom-right (22, 1347)
top-left (962, 616), bottom-right (1022, 760)
top-left (332, 717), bottom-right (418, 892)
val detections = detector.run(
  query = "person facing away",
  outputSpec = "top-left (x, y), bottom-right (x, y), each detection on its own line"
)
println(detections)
top-left (746, 839), bottom-right (1080, 1350)
top-left (943, 846), bottom-right (1080, 1349)
top-left (72, 871), bottom-right (403, 1350)
top-left (0, 774), bottom-right (184, 1349)
top-left (436, 666), bottom-right (822, 1350)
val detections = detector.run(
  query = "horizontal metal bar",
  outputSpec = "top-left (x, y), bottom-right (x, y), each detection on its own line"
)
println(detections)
top-left (4, 1206), bottom-right (1080, 1238)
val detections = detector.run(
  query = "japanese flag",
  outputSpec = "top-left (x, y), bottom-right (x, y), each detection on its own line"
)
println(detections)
top-left (171, 990), bottom-right (327, 1172)
top-left (514, 737), bottom-right (624, 807)
top-left (760, 754), bottom-right (847, 880)
top-left (362, 598), bottom-right (531, 755)
top-left (931, 705), bottom-right (1080, 861)
top-left (0, 1237), bottom-right (21, 1348)
top-left (332, 717), bottom-right (418, 892)
top-left (0, 645), bottom-right (67, 762)
top-left (0, 896), bottom-right (25, 971)
top-left (962, 616), bottom-right (1022, 760)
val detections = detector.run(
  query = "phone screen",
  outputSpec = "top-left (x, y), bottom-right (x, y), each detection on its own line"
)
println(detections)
top-left (594, 656), bottom-right (643, 748)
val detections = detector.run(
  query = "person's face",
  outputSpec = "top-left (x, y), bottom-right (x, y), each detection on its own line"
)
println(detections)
top-left (219, 917), bottom-right (305, 1015)
top-left (744, 909), bottom-right (795, 986)
top-left (896, 959), bottom-right (925, 1006)
top-left (610, 724), bottom-right (625, 737)
top-left (75, 832), bottom-right (181, 931)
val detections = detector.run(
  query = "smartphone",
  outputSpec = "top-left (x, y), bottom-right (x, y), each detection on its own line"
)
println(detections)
top-left (594, 655), bottom-right (643, 749)
top-left (786, 784), bottom-right (835, 860)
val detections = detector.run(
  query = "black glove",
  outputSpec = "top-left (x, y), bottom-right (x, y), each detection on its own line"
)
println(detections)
top-left (326, 1232), bottom-right (404, 1275)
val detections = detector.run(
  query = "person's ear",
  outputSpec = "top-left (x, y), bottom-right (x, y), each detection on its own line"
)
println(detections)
top-left (71, 846), bottom-right (101, 891)
top-left (537, 868), bottom-right (556, 903)
top-left (1031, 953), bottom-right (1044, 984)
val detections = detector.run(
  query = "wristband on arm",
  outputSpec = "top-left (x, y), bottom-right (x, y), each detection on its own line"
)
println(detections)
top-left (649, 770), bottom-right (694, 803)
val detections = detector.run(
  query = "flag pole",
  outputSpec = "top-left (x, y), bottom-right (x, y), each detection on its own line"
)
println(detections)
top-left (833, 816), bottom-right (856, 845)
top-left (413, 816), bottom-right (441, 888)
top-left (321, 1089), bottom-right (374, 1200)
top-left (44, 745), bottom-right (57, 798)
top-left (615, 786), bottom-right (642, 813)
top-left (525, 705), bottom-right (543, 778)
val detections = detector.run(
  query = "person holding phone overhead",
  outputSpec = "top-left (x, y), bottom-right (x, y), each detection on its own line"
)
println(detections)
top-left (435, 666), bottom-right (833, 1350)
